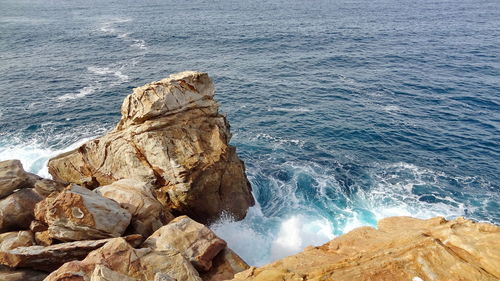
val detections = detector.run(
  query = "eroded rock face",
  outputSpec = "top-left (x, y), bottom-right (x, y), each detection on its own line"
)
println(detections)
top-left (0, 235), bottom-right (142, 272)
top-left (200, 248), bottom-right (250, 281)
top-left (34, 184), bottom-right (131, 241)
top-left (0, 265), bottom-right (47, 281)
top-left (0, 189), bottom-right (43, 232)
top-left (230, 217), bottom-right (500, 281)
top-left (0, 160), bottom-right (37, 199)
top-left (45, 237), bottom-right (202, 281)
top-left (143, 215), bottom-right (227, 272)
top-left (48, 71), bottom-right (254, 223)
top-left (95, 179), bottom-right (174, 237)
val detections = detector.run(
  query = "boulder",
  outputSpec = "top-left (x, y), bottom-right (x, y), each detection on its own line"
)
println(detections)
top-left (0, 160), bottom-right (37, 199)
top-left (95, 179), bottom-right (174, 237)
top-left (48, 71), bottom-right (254, 223)
top-left (0, 234), bottom-right (142, 272)
top-left (230, 216), bottom-right (500, 281)
top-left (0, 265), bottom-right (47, 281)
top-left (200, 248), bottom-right (250, 281)
top-left (34, 184), bottom-right (131, 241)
top-left (143, 215), bottom-right (226, 272)
top-left (45, 237), bottom-right (202, 281)
top-left (0, 231), bottom-right (35, 251)
top-left (0, 189), bottom-right (43, 232)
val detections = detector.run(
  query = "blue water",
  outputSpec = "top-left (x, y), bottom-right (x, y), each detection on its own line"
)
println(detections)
top-left (1, 0), bottom-right (499, 265)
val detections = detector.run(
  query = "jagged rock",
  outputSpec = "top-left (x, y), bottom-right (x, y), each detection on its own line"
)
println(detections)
top-left (32, 178), bottom-right (66, 197)
top-left (230, 216), bottom-right (500, 281)
top-left (29, 221), bottom-right (47, 233)
top-left (200, 248), bottom-right (250, 281)
top-left (95, 179), bottom-right (174, 237)
top-left (0, 234), bottom-right (142, 272)
top-left (45, 237), bottom-right (202, 281)
top-left (48, 71), bottom-right (254, 223)
top-left (34, 231), bottom-right (52, 246)
top-left (0, 265), bottom-right (47, 281)
top-left (0, 189), bottom-right (43, 232)
top-left (0, 231), bottom-right (35, 251)
top-left (0, 160), bottom-right (37, 199)
top-left (34, 184), bottom-right (131, 241)
top-left (143, 215), bottom-right (226, 272)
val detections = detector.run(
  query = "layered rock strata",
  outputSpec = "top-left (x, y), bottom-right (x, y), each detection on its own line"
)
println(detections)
top-left (48, 71), bottom-right (254, 223)
top-left (230, 216), bottom-right (500, 281)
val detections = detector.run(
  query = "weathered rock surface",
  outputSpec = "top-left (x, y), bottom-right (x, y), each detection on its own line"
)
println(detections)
top-left (201, 248), bottom-right (250, 281)
top-left (48, 71), bottom-right (254, 223)
top-left (0, 160), bottom-right (37, 199)
top-left (34, 184), bottom-right (131, 241)
top-left (0, 231), bottom-right (35, 251)
top-left (95, 179), bottom-right (174, 237)
top-left (230, 216), bottom-right (500, 281)
top-left (0, 189), bottom-right (43, 232)
top-left (143, 215), bottom-right (227, 272)
top-left (0, 234), bottom-right (142, 272)
top-left (0, 265), bottom-right (47, 281)
top-left (32, 179), bottom-right (66, 197)
top-left (45, 237), bottom-right (202, 281)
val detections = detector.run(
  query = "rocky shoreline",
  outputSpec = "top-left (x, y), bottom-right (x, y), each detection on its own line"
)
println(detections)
top-left (0, 72), bottom-right (498, 281)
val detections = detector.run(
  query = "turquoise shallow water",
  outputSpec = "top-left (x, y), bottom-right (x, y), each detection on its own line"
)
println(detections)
top-left (1, 0), bottom-right (499, 265)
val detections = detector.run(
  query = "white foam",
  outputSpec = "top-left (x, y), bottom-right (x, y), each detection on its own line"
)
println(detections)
top-left (0, 137), bottom-right (92, 178)
top-left (256, 133), bottom-right (305, 147)
top-left (88, 66), bottom-right (129, 82)
top-left (268, 107), bottom-right (312, 112)
top-left (131, 39), bottom-right (148, 50)
top-left (58, 86), bottom-right (96, 101)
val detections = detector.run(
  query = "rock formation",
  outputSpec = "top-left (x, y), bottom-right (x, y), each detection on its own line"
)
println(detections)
top-left (44, 237), bottom-right (202, 281)
top-left (95, 179), bottom-right (174, 237)
top-left (34, 184), bottom-right (132, 241)
top-left (0, 160), bottom-right (39, 199)
top-left (0, 189), bottom-right (43, 232)
top-left (143, 215), bottom-right (227, 272)
top-left (0, 235), bottom-right (143, 272)
top-left (230, 216), bottom-right (500, 281)
top-left (48, 71), bottom-right (254, 223)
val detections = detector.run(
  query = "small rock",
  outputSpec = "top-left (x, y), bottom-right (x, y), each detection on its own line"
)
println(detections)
top-left (143, 215), bottom-right (227, 272)
top-left (95, 179), bottom-right (174, 237)
top-left (0, 231), bottom-right (35, 251)
top-left (0, 189), bottom-right (43, 232)
top-left (34, 184), bottom-right (132, 241)
top-left (200, 248), bottom-right (250, 281)
top-left (32, 178), bottom-right (66, 197)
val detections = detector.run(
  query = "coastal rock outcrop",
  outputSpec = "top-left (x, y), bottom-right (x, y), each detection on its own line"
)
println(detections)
top-left (143, 215), bottom-right (227, 272)
top-left (95, 179), bottom-right (174, 237)
top-left (230, 216), bottom-right (500, 281)
top-left (47, 71), bottom-right (254, 223)
top-left (44, 237), bottom-right (202, 281)
top-left (0, 189), bottom-right (43, 232)
top-left (34, 184), bottom-right (131, 241)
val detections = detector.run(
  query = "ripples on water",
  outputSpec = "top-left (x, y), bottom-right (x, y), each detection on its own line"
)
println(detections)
top-left (0, 0), bottom-right (499, 265)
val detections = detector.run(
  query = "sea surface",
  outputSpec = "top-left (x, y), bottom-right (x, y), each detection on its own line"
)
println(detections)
top-left (1, 0), bottom-right (499, 265)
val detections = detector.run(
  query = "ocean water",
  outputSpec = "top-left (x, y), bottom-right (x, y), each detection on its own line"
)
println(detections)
top-left (1, 0), bottom-right (499, 266)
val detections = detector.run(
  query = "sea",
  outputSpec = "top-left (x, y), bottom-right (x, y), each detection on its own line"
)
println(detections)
top-left (0, 0), bottom-right (499, 266)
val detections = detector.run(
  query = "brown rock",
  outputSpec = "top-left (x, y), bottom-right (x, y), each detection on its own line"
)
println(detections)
top-left (200, 248), bottom-right (250, 281)
top-left (143, 215), bottom-right (227, 272)
top-left (0, 265), bottom-right (47, 281)
top-left (45, 237), bottom-right (202, 281)
top-left (48, 71), bottom-right (254, 223)
top-left (32, 178), bottom-right (66, 197)
top-left (95, 179), bottom-right (174, 237)
top-left (29, 221), bottom-right (47, 233)
top-left (0, 234), bottom-right (142, 272)
top-left (34, 184), bottom-right (132, 241)
top-left (0, 160), bottom-right (36, 199)
top-left (34, 231), bottom-right (52, 246)
top-left (0, 231), bottom-right (35, 251)
top-left (0, 189), bottom-right (43, 232)
top-left (230, 216), bottom-right (500, 281)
